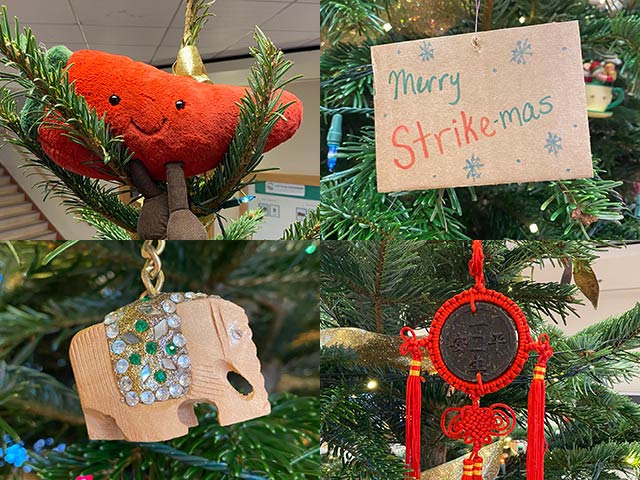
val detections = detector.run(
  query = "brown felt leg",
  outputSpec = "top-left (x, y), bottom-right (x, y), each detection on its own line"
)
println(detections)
top-left (129, 159), bottom-right (169, 239)
top-left (165, 162), bottom-right (208, 240)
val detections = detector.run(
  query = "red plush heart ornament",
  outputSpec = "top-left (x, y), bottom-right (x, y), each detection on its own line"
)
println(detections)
top-left (38, 50), bottom-right (303, 180)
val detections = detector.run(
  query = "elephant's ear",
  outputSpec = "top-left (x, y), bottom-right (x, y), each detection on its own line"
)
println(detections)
top-left (20, 45), bottom-right (73, 139)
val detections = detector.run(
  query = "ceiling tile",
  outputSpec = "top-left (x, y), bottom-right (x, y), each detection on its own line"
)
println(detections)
top-left (28, 23), bottom-right (85, 46)
top-left (83, 25), bottom-right (166, 46)
top-left (150, 45), bottom-right (181, 66)
top-left (3, 0), bottom-right (76, 25)
top-left (160, 26), bottom-right (240, 48)
top-left (302, 38), bottom-right (320, 47)
top-left (91, 44), bottom-right (157, 63)
top-left (71, 0), bottom-right (182, 27)
top-left (261, 3), bottom-right (318, 32)
top-left (160, 0), bottom-right (315, 60)
top-left (56, 42), bottom-right (89, 52)
top-left (170, 0), bottom-right (289, 30)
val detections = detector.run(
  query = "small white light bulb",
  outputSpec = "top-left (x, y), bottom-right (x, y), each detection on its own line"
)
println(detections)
top-left (366, 379), bottom-right (378, 390)
top-left (529, 223), bottom-right (539, 234)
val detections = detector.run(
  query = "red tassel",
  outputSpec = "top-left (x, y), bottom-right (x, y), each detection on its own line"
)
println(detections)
top-left (462, 458), bottom-right (474, 479)
top-left (400, 328), bottom-right (427, 479)
top-left (527, 336), bottom-right (553, 480)
top-left (406, 359), bottom-right (424, 479)
top-left (473, 456), bottom-right (483, 480)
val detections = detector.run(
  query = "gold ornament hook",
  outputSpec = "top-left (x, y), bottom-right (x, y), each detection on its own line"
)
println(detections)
top-left (173, 0), bottom-right (214, 83)
top-left (140, 240), bottom-right (166, 298)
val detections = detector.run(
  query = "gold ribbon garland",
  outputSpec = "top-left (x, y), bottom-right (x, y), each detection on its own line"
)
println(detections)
top-left (321, 327), bottom-right (436, 373)
top-left (421, 440), bottom-right (505, 480)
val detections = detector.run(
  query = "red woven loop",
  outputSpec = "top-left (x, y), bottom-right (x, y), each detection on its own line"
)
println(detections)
top-left (400, 326), bottom-right (417, 341)
top-left (468, 240), bottom-right (486, 291)
top-left (475, 372), bottom-right (484, 396)
top-left (400, 326), bottom-right (427, 361)
top-left (441, 402), bottom-right (517, 449)
top-left (530, 334), bottom-right (554, 366)
top-left (428, 289), bottom-right (533, 397)
top-left (469, 290), bottom-right (477, 313)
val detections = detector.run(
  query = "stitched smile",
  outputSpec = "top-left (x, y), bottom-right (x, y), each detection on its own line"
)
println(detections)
top-left (130, 117), bottom-right (167, 135)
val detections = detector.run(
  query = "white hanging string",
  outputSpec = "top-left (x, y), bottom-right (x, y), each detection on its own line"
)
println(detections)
top-left (472, 0), bottom-right (482, 51)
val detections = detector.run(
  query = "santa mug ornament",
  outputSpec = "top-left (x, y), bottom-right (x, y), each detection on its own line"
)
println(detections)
top-left (70, 241), bottom-right (270, 442)
top-left (400, 241), bottom-right (553, 479)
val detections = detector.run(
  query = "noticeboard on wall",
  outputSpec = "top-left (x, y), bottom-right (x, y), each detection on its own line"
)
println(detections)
top-left (241, 173), bottom-right (320, 240)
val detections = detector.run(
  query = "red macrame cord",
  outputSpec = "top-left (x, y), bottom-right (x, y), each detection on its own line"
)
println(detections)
top-left (468, 239), bottom-right (486, 313)
top-left (399, 241), bottom-right (553, 479)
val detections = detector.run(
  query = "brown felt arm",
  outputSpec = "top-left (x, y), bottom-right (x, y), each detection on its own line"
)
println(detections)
top-left (129, 159), bottom-right (169, 240)
top-left (129, 159), bottom-right (164, 198)
top-left (166, 162), bottom-right (189, 212)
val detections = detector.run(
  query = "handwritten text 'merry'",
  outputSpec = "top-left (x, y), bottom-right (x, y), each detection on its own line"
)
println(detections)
top-left (388, 69), bottom-right (461, 105)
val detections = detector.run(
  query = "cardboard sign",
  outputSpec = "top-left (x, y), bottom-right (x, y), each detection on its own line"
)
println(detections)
top-left (371, 21), bottom-right (593, 192)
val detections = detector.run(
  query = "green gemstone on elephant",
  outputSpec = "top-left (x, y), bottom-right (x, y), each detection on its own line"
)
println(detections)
top-left (141, 296), bottom-right (150, 302)
top-left (145, 342), bottom-right (158, 355)
top-left (135, 319), bottom-right (149, 333)
top-left (166, 342), bottom-right (177, 355)
top-left (129, 353), bottom-right (141, 365)
top-left (154, 371), bottom-right (167, 383)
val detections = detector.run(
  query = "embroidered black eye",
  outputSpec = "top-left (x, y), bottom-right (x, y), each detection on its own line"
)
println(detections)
top-left (109, 94), bottom-right (121, 106)
top-left (176, 100), bottom-right (186, 110)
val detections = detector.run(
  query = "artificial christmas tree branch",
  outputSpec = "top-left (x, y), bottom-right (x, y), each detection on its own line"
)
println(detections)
top-left (213, 209), bottom-right (265, 240)
top-left (181, 0), bottom-right (215, 48)
top-left (321, 386), bottom-right (408, 479)
top-left (0, 363), bottom-right (83, 425)
top-left (281, 206), bottom-right (321, 240)
top-left (190, 28), bottom-right (301, 215)
top-left (37, 395), bottom-right (319, 480)
top-left (0, 92), bottom-right (157, 233)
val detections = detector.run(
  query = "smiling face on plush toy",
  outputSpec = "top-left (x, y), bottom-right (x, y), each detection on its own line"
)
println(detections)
top-left (37, 49), bottom-right (303, 181)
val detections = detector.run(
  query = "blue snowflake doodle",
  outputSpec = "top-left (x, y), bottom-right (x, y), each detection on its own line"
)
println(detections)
top-left (544, 131), bottom-right (563, 156)
top-left (418, 41), bottom-right (435, 62)
top-left (463, 153), bottom-right (484, 181)
top-left (510, 38), bottom-right (533, 64)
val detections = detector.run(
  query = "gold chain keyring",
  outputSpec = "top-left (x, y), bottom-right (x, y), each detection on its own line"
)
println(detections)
top-left (140, 240), bottom-right (166, 298)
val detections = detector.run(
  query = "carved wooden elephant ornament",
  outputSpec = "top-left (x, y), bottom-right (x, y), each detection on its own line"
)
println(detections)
top-left (70, 292), bottom-right (270, 442)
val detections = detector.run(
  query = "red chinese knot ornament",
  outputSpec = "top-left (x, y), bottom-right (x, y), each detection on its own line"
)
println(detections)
top-left (399, 241), bottom-right (553, 479)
